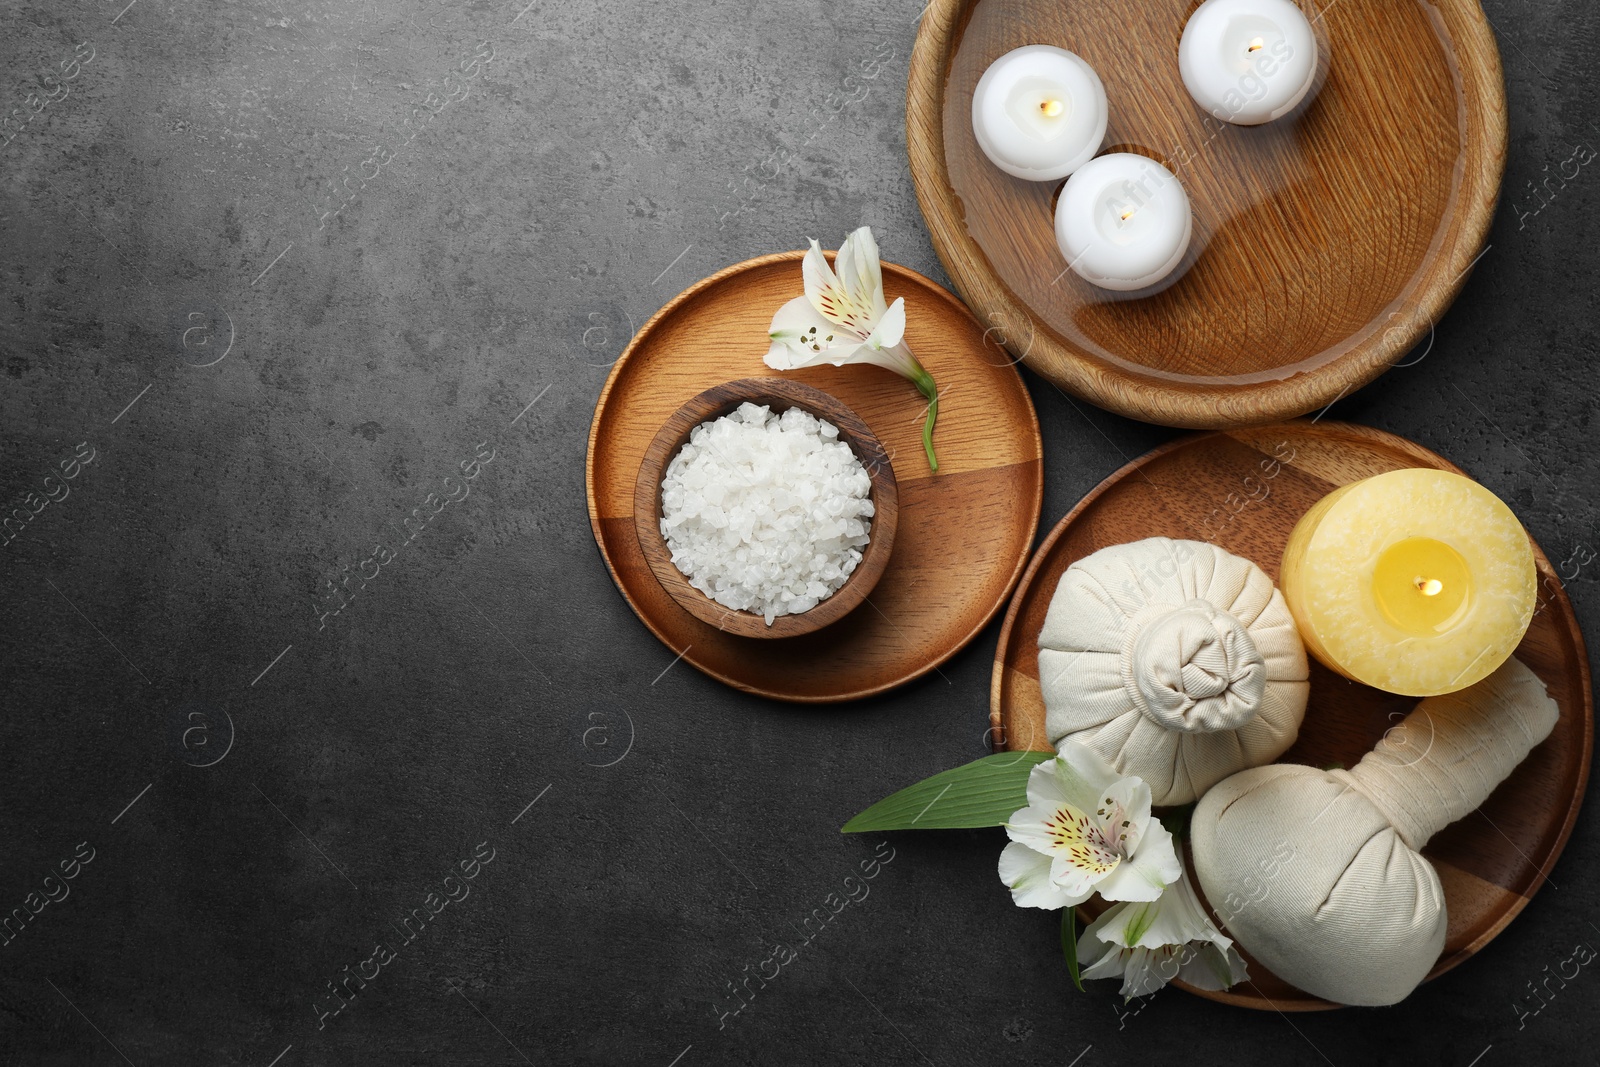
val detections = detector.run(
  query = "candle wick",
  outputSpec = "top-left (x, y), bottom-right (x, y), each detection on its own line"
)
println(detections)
top-left (1415, 576), bottom-right (1444, 597)
top-left (1247, 36), bottom-right (1266, 52)
top-left (1040, 99), bottom-right (1064, 117)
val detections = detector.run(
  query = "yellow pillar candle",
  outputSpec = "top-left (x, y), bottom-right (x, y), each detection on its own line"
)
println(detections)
top-left (1279, 469), bottom-right (1535, 697)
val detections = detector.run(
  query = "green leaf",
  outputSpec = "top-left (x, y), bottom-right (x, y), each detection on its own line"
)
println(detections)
top-left (1062, 908), bottom-right (1084, 992)
top-left (841, 751), bottom-right (1055, 833)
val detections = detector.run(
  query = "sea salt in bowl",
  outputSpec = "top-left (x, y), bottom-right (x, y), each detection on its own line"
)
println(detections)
top-left (633, 379), bottom-right (898, 639)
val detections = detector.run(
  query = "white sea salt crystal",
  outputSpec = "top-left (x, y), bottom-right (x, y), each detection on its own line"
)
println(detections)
top-left (659, 403), bottom-right (874, 625)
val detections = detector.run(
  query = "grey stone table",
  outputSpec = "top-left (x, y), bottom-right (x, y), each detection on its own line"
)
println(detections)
top-left (1, 0), bottom-right (1596, 1064)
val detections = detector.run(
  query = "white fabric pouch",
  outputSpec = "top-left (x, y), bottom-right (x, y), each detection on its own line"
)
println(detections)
top-left (1190, 658), bottom-right (1559, 1005)
top-left (1038, 537), bottom-right (1309, 805)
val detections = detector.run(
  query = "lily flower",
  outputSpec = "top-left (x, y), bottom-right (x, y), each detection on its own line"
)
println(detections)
top-left (764, 226), bottom-right (940, 470)
top-left (1077, 859), bottom-right (1249, 998)
top-left (998, 742), bottom-right (1180, 910)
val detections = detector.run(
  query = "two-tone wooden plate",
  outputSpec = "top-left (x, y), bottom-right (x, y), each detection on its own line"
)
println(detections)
top-left (991, 421), bottom-right (1592, 1009)
top-left (908, 0), bottom-right (1506, 427)
top-left (587, 251), bottom-right (1044, 703)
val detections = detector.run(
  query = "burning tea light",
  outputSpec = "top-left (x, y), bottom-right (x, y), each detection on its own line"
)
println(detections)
top-left (971, 45), bottom-right (1107, 181)
top-left (1179, 0), bottom-right (1319, 125)
top-left (1054, 153), bottom-right (1192, 291)
top-left (1279, 469), bottom-right (1536, 697)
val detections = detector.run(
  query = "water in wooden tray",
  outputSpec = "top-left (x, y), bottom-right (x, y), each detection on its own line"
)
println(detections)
top-left (942, 0), bottom-right (1469, 386)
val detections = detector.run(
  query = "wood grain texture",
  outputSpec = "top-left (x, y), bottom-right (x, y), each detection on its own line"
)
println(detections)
top-left (587, 251), bottom-right (1044, 703)
top-left (907, 0), bottom-right (1507, 428)
top-left (989, 421), bottom-right (1592, 1009)
top-left (631, 378), bottom-right (900, 639)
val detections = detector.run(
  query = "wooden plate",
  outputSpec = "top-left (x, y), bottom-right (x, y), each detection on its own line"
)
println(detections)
top-left (990, 421), bottom-right (1592, 1009)
top-left (631, 378), bottom-right (899, 640)
top-left (907, 0), bottom-right (1506, 428)
top-left (587, 251), bottom-right (1044, 703)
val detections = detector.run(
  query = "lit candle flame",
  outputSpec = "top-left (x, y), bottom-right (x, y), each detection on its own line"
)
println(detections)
top-left (1119, 207), bottom-right (1136, 221)
top-left (1040, 99), bottom-right (1064, 117)
top-left (1415, 576), bottom-right (1444, 597)
top-left (1247, 36), bottom-right (1266, 52)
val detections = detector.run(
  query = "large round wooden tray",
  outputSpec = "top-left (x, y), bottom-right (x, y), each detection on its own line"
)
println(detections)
top-left (587, 251), bottom-right (1043, 703)
top-left (990, 421), bottom-right (1592, 1009)
top-left (907, 0), bottom-right (1506, 428)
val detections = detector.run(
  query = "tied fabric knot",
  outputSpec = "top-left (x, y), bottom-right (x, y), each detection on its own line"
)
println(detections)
top-left (1124, 599), bottom-right (1267, 733)
top-left (1330, 660), bottom-right (1562, 851)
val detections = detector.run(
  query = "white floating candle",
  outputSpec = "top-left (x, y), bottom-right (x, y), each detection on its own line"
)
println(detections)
top-left (971, 45), bottom-right (1107, 182)
top-left (1054, 153), bottom-right (1193, 292)
top-left (1179, 0), bottom-right (1319, 126)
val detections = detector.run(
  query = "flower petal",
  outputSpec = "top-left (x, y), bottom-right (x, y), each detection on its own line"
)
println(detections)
top-left (765, 296), bottom-right (866, 369)
top-left (998, 842), bottom-right (1086, 910)
top-left (1121, 947), bottom-right (1180, 998)
top-left (1077, 910), bottom-right (1117, 969)
top-left (1079, 943), bottom-right (1132, 982)
top-left (1088, 859), bottom-right (1217, 950)
top-left (763, 337), bottom-right (867, 370)
top-left (764, 338), bottom-right (813, 370)
top-left (835, 226), bottom-right (890, 322)
top-left (1003, 805), bottom-right (1078, 855)
top-left (1028, 744), bottom-right (1123, 820)
top-left (863, 296), bottom-right (906, 350)
top-left (1125, 897), bottom-right (1195, 950)
top-left (1078, 861), bottom-right (1247, 996)
top-left (1088, 896), bottom-right (1164, 950)
top-left (1089, 864), bottom-right (1168, 904)
top-left (1048, 849), bottom-right (1111, 901)
top-left (1094, 818), bottom-right (1180, 902)
top-left (1152, 863), bottom-right (1229, 947)
top-left (800, 239), bottom-right (838, 312)
top-left (837, 340), bottom-right (923, 383)
top-left (802, 237), bottom-right (880, 334)
top-left (768, 293), bottom-right (837, 343)
top-left (1179, 943), bottom-right (1250, 992)
top-left (1098, 775), bottom-right (1152, 860)
top-left (1005, 803), bottom-right (1121, 890)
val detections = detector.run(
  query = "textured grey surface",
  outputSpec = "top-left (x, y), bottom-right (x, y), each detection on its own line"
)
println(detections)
top-left (1, 0), bottom-right (1597, 1064)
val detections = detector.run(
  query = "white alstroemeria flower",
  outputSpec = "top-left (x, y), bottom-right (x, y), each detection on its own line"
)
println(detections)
top-left (999, 742), bottom-right (1181, 910)
top-left (764, 226), bottom-right (940, 470)
top-left (1077, 859), bottom-right (1249, 998)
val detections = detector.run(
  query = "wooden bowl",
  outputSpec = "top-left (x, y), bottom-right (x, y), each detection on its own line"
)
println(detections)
top-left (991, 421), bottom-right (1592, 1010)
top-left (907, 0), bottom-right (1507, 428)
top-left (632, 378), bottom-right (899, 640)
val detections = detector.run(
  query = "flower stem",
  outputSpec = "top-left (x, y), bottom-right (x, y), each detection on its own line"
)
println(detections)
top-left (912, 367), bottom-right (939, 472)
top-left (1062, 908), bottom-right (1084, 992)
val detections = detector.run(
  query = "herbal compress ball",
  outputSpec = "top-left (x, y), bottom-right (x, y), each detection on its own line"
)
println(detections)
top-left (1038, 538), bottom-right (1309, 805)
top-left (1191, 658), bottom-right (1559, 1006)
